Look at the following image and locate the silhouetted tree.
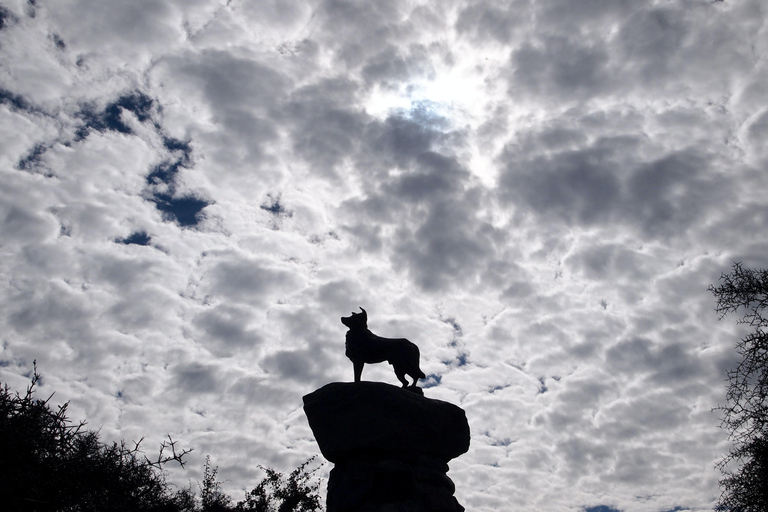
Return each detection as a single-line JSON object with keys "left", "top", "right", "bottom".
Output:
{"left": 710, "top": 262, "right": 768, "bottom": 512}
{"left": 0, "top": 363, "right": 323, "bottom": 512}
{"left": 200, "top": 456, "right": 233, "bottom": 512}
{"left": 234, "top": 457, "right": 323, "bottom": 512}
{"left": 0, "top": 362, "right": 190, "bottom": 512}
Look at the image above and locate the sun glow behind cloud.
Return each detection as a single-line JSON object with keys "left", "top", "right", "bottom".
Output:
{"left": 364, "top": 56, "right": 486, "bottom": 124}
{"left": 363, "top": 60, "right": 503, "bottom": 185}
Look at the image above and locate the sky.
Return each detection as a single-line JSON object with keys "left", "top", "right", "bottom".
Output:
{"left": 0, "top": 0, "right": 767, "bottom": 511}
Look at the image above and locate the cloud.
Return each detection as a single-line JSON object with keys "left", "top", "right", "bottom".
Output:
{"left": 262, "top": 347, "right": 331, "bottom": 385}
{"left": 0, "top": 1, "right": 765, "bottom": 511}
{"left": 499, "top": 142, "right": 622, "bottom": 226}
{"left": 313, "top": 0, "right": 410, "bottom": 69}
{"left": 198, "top": 251, "right": 306, "bottom": 306}
{"left": 339, "top": 111, "right": 504, "bottom": 292}
{"left": 188, "top": 304, "right": 264, "bottom": 357}
{"left": 511, "top": 37, "right": 613, "bottom": 102}
{"left": 605, "top": 337, "right": 704, "bottom": 387}
{"left": 173, "top": 361, "right": 224, "bottom": 395}
{"left": 283, "top": 76, "right": 368, "bottom": 177}
{"left": 498, "top": 108, "right": 736, "bottom": 246}
{"left": 455, "top": 1, "right": 519, "bottom": 44}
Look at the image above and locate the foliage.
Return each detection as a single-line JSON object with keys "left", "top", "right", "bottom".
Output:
{"left": 0, "top": 363, "right": 324, "bottom": 512}
{"left": 200, "top": 456, "right": 232, "bottom": 512}
{"left": 0, "top": 362, "right": 191, "bottom": 511}
{"left": 234, "top": 457, "right": 323, "bottom": 512}
{"left": 710, "top": 262, "right": 768, "bottom": 512}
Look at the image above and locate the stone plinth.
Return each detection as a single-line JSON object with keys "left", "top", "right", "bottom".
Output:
{"left": 303, "top": 382, "right": 470, "bottom": 512}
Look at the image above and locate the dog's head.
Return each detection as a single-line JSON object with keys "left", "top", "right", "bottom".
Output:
{"left": 341, "top": 307, "right": 368, "bottom": 330}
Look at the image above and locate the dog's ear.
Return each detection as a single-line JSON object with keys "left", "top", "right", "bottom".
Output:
{"left": 359, "top": 307, "right": 367, "bottom": 320}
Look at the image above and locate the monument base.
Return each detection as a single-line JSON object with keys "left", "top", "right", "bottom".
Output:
{"left": 327, "top": 452, "right": 463, "bottom": 512}
{"left": 303, "top": 382, "right": 469, "bottom": 512}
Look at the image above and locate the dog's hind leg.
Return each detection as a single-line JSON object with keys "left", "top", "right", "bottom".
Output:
{"left": 406, "top": 371, "right": 420, "bottom": 387}
{"left": 394, "top": 368, "right": 409, "bottom": 388}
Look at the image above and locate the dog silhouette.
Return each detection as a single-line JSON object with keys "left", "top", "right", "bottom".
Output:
{"left": 341, "top": 307, "right": 425, "bottom": 388}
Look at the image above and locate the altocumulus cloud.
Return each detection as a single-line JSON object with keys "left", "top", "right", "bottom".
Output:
{"left": 1, "top": 1, "right": 767, "bottom": 511}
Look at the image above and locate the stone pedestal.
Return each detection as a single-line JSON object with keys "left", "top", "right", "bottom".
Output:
{"left": 303, "top": 382, "right": 470, "bottom": 512}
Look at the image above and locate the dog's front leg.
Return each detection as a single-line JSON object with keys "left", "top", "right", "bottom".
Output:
{"left": 353, "top": 361, "right": 364, "bottom": 383}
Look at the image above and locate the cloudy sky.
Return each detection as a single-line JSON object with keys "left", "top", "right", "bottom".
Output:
{"left": 1, "top": 0, "right": 767, "bottom": 510}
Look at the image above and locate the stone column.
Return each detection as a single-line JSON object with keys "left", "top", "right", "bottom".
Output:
{"left": 303, "top": 382, "right": 470, "bottom": 512}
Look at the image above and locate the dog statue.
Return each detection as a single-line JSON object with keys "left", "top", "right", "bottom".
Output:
{"left": 341, "top": 307, "right": 426, "bottom": 388}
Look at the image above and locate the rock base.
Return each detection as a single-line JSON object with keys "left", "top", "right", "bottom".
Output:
{"left": 327, "top": 452, "right": 464, "bottom": 512}
{"left": 303, "top": 382, "right": 469, "bottom": 512}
